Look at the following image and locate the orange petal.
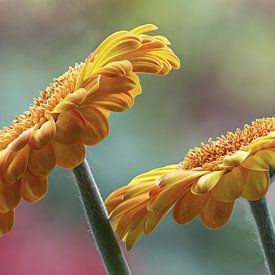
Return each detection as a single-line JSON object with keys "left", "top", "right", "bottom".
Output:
{"left": 55, "top": 109, "right": 86, "bottom": 144}
{"left": 21, "top": 171, "right": 48, "bottom": 203}
{"left": 242, "top": 170, "right": 269, "bottom": 201}
{"left": 0, "top": 210, "right": 15, "bottom": 236}
{"left": 95, "top": 60, "right": 133, "bottom": 77}
{"left": 7, "top": 128, "right": 33, "bottom": 152}
{"left": 52, "top": 141, "right": 86, "bottom": 169}
{"left": 29, "top": 118, "right": 56, "bottom": 149}
{"left": 0, "top": 180, "right": 21, "bottom": 212}
{"left": 213, "top": 167, "right": 248, "bottom": 202}
{"left": 220, "top": 150, "right": 250, "bottom": 169}
{"left": 241, "top": 149, "right": 275, "bottom": 171}
{"left": 105, "top": 186, "right": 129, "bottom": 213}
{"left": 191, "top": 170, "right": 225, "bottom": 195}
{"left": 173, "top": 190, "right": 209, "bottom": 224}
{"left": 144, "top": 206, "right": 171, "bottom": 235}
{"left": 79, "top": 107, "right": 110, "bottom": 145}
{"left": 147, "top": 180, "right": 192, "bottom": 211}
{"left": 28, "top": 144, "right": 56, "bottom": 177}
{"left": 4, "top": 145, "right": 30, "bottom": 183}
{"left": 53, "top": 88, "right": 88, "bottom": 113}
{"left": 200, "top": 196, "right": 235, "bottom": 229}
{"left": 125, "top": 221, "right": 144, "bottom": 251}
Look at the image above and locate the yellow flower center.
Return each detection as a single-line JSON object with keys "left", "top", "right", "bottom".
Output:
{"left": 181, "top": 118, "right": 275, "bottom": 170}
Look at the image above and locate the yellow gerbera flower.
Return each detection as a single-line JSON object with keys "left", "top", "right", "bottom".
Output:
{"left": 0, "top": 24, "right": 180, "bottom": 236}
{"left": 105, "top": 118, "right": 275, "bottom": 250}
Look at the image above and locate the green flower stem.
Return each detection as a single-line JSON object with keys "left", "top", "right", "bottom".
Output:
{"left": 72, "top": 159, "right": 131, "bottom": 275}
{"left": 249, "top": 197, "right": 275, "bottom": 274}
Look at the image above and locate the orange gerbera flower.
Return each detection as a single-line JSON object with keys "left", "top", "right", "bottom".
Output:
{"left": 0, "top": 24, "right": 180, "bottom": 236}
{"left": 105, "top": 118, "right": 275, "bottom": 250}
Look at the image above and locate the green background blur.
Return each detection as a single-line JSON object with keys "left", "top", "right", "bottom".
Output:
{"left": 1, "top": 0, "right": 275, "bottom": 274}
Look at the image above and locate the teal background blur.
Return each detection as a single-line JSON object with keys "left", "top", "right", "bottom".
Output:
{"left": 1, "top": 0, "right": 275, "bottom": 274}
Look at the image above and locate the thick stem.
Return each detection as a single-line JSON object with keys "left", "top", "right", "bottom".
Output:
{"left": 72, "top": 160, "right": 131, "bottom": 275}
{"left": 249, "top": 197, "right": 275, "bottom": 274}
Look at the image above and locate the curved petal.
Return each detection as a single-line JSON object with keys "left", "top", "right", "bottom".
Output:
{"left": 220, "top": 150, "right": 250, "bottom": 168}
{"left": 0, "top": 210, "right": 14, "bottom": 237}
{"left": 21, "top": 171, "right": 48, "bottom": 203}
{"left": 29, "top": 118, "right": 56, "bottom": 149}
{"left": 173, "top": 190, "right": 209, "bottom": 224}
{"left": 213, "top": 167, "right": 248, "bottom": 202}
{"left": 79, "top": 106, "right": 110, "bottom": 145}
{"left": 200, "top": 196, "right": 235, "bottom": 229}
{"left": 241, "top": 149, "right": 275, "bottom": 171}
{"left": 0, "top": 180, "right": 21, "bottom": 212}
{"left": 52, "top": 141, "right": 86, "bottom": 169}
{"left": 55, "top": 109, "right": 86, "bottom": 144}
{"left": 191, "top": 170, "right": 225, "bottom": 195}
{"left": 4, "top": 145, "right": 30, "bottom": 183}
{"left": 28, "top": 144, "right": 56, "bottom": 177}
{"left": 242, "top": 170, "right": 269, "bottom": 201}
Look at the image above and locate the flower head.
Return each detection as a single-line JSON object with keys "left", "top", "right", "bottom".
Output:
{"left": 105, "top": 118, "right": 275, "bottom": 250}
{"left": 0, "top": 24, "right": 180, "bottom": 236}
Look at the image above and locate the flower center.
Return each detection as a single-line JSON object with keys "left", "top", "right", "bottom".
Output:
{"left": 180, "top": 118, "right": 275, "bottom": 170}
{"left": 0, "top": 63, "right": 84, "bottom": 148}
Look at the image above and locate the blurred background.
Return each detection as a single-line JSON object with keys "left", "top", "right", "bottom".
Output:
{"left": 0, "top": 0, "right": 275, "bottom": 274}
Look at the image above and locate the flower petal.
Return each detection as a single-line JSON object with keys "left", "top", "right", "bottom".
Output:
{"left": 173, "top": 190, "right": 209, "bottom": 224}
{"left": 241, "top": 149, "right": 275, "bottom": 171}
{"left": 28, "top": 144, "right": 56, "bottom": 177}
{"left": 29, "top": 118, "right": 56, "bottom": 149}
{"left": 191, "top": 170, "right": 225, "bottom": 195}
{"left": 4, "top": 145, "right": 30, "bottom": 183}
{"left": 55, "top": 109, "right": 86, "bottom": 144}
{"left": 52, "top": 141, "right": 86, "bottom": 169}
{"left": 79, "top": 107, "right": 110, "bottom": 145}
{"left": 213, "top": 167, "right": 248, "bottom": 202}
{"left": 21, "top": 171, "right": 48, "bottom": 203}
{"left": 0, "top": 210, "right": 14, "bottom": 236}
{"left": 0, "top": 180, "right": 21, "bottom": 212}
{"left": 242, "top": 170, "right": 269, "bottom": 201}
{"left": 220, "top": 150, "right": 250, "bottom": 168}
{"left": 200, "top": 196, "right": 235, "bottom": 229}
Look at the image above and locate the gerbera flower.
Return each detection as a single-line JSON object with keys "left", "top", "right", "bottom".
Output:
{"left": 105, "top": 118, "right": 275, "bottom": 250}
{"left": 0, "top": 24, "right": 180, "bottom": 236}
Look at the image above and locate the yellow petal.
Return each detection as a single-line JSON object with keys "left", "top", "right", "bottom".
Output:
{"left": 29, "top": 118, "right": 56, "bottom": 149}
{"left": 220, "top": 150, "right": 250, "bottom": 168}
{"left": 173, "top": 190, "right": 209, "bottom": 224}
{"left": 129, "top": 165, "right": 178, "bottom": 185}
{"left": 28, "top": 144, "right": 56, "bottom": 177}
{"left": 4, "top": 145, "right": 30, "bottom": 183}
{"left": 130, "top": 24, "right": 158, "bottom": 35}
{"left": 53, "top": 89, "right": 88, "bottom": 113}
{"left": 158, "top": 170, "right": 209, "bottom": 188}
{"left": 52, "top": 141, "right": 86, "bottom": 169}
{"left": 21, "top": 171, "right": 48, "bottom": 203}
{"left": 95, "top": 60, "right": 133, "bottom": 77}
{"left": 0, "top": 180, "right": 21, "bottom": 212}
{"left": 7, "top": 128, "right": 33, "bottom": 152}
{"left": 55, "top": 109, "right": 86, "bottom": 144}
{"left": 78, "top": 106, "right": 110, "bottom": 145}
{"left": 242, "top": 170, "right": 269, "bottom": 201}
{"left": 125, "top": 221, "right": 145, "bottom": 251}
{"left": 241, "top": 149, "right": 275, "bottom": 171}
{"left": 147, "top": 180, "right": 192, "bottom": 211}
{"left": 110, "top": 193, "right": 149, "bottom": 219}
{"left": 144, "top": 206, "right": 170, "bottom": 235}
{"left": 213, "top": 167, "right": 248, "bottom": 202}
{"left": 191, "top": 170, "right": 225, "bottom": 195}
{"left": 105, "top": 186, "right": 129, "bottom": 213}
{"left": 200, "top": 196, "right": 235, "bottom": 229}
{"left": 0, "top": 210, "right": 14, "bottom": 237}
{"left": 124, "top": 181, "right": 157, "bottom": 200}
